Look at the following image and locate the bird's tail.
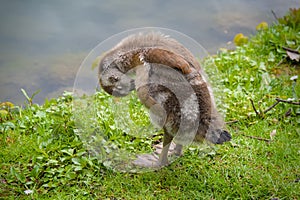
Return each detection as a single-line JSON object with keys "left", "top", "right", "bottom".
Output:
{"left": 205, "top": 129, "right": 231, "bottom": 144}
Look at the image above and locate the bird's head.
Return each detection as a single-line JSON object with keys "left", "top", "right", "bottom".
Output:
{"left": 98, "top": 58, "right": 135, "bottom": 97}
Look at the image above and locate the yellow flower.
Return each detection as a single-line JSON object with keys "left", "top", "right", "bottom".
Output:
{"left": 256, "top": 21, "right": 268, "bottom": 30}
{"left": 233, "top": 33, "right": 248, "bottom": 46}
{"left": 0, "top": 101, "right": 14, "bottom": 108}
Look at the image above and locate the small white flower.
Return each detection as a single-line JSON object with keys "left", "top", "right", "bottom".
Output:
{"left": 287, "top": 98, "right": 295, "bottom": 101}
{"left": 290, "top": 75, "right": 298, "bottom": 81}
{"left": 24, "top": 189, "right": 33, "bottom": 195}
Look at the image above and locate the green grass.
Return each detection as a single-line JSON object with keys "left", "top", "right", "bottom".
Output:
{"left": 1, "top": 8, "right": 300, "bottom": 199}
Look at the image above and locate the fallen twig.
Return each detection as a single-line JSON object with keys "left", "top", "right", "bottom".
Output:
{"left": 282, "top": 46, "right": 300, "bottom": 54}
{"left": 250, "top": 98, "right": 260, "bottom": 116}
{"left": 263, "top": 101, "right": 280, "bottom": 114}
{"left": 227, "top": 97, "right": 299, "bottom": 126}
{"left": 249, "top": 97, "right": 299, "bottom": 116}
{"left": 275, "top": 98, "right": 300, "bottom": 105}
{"left": 242, "top": 134, "right": 271, "bottom": 143}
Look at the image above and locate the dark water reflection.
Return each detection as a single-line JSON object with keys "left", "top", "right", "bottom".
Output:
{"left": 0, "top": 0, "right": 298, "bottom": 104}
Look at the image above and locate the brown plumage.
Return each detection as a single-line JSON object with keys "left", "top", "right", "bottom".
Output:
{"left": 98, "top": 32, "right": 231, "bottom": 167}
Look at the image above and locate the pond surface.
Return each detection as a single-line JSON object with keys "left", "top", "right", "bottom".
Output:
{"left": 0, "top": 0, "right": 298, "bottom": 104}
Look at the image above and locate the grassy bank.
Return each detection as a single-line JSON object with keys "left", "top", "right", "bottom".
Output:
{"left": 1, "top": 8, "right": 299, "bottom": 199}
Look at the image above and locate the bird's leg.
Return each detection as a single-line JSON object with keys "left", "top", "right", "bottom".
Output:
{"left": 132, "top": 132, "right": 175, "bottom": 168}
{"left": 158, "top": 132, "right": 173, "bottom": 166}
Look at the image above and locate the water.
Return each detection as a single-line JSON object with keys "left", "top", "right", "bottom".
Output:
{"left": 0, "top": 0, "right": 298, "bottom": 104}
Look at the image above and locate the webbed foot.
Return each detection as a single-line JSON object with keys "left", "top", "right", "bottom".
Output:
{"left": 132, "top": 142, "right": 183, "bottom": 168}
{"left": 133, "top": 153, "right": 163, "bottom": 168}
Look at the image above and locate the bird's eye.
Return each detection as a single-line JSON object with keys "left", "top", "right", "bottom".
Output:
{"left": 109, "top": 76, "right": 120, "bottom": 83}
